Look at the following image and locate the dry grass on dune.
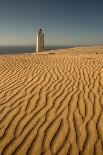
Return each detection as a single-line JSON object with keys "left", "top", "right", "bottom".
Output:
{"left": 0, "top": 48, "right": 103, "bottom": 155}
{"left": 54, "top": 46, "right": 103, "bottom": 55}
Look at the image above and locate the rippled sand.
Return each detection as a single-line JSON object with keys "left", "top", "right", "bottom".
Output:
{"left": 0, "top": 47, "right": 103, "bottom": 155}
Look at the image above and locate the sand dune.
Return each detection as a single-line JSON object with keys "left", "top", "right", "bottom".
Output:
{"left": 0, "top": 47, "right": 103, "bottom": 155}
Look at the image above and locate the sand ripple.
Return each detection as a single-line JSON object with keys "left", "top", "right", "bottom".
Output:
{"left": 0, "top": 52, "right": 103, "bottom": 155}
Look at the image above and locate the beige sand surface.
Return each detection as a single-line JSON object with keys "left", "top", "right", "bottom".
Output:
{"left": 0, "top": 47, "right": 103, "bottom": 155}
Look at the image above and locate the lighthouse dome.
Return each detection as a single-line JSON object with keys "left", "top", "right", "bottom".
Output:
{"left": 38, "top": 28, "right": 42, "bottom": 34}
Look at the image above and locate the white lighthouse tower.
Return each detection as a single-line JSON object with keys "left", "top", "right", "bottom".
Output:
{"left": 36, "top": 28, "right": 44, "bottom": 52}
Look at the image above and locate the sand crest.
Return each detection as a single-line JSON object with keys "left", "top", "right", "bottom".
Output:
{"left": 0, "top": 47, "right": 103, "bottom": 155}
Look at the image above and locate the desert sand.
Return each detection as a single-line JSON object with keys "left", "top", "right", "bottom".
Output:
{"left": 0, "top": 47, "right": 103, "bottom": 155}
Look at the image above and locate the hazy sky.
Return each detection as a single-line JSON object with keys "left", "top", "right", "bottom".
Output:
{"left": 0, "top": 0, "right": 103, "bottom": 46}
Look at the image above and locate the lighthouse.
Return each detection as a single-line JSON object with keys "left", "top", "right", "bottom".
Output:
{"left": 36, "top": 28, "right": 44, "bottom": 52}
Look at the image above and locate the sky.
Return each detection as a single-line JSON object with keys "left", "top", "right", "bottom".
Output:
{"left": 0, "top": 0, "right": 103, "bottom": 46}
